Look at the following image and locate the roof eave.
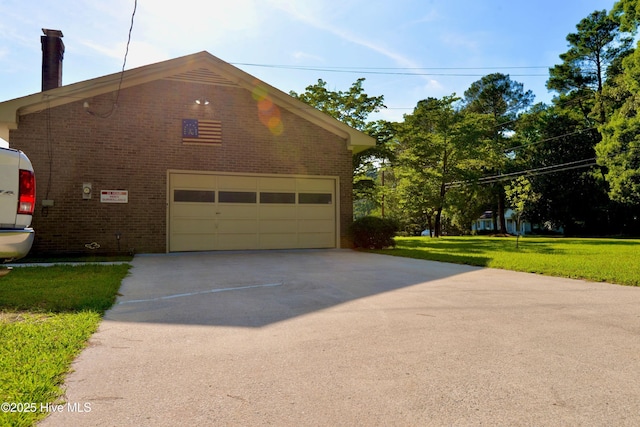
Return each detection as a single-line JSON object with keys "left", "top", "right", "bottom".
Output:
{"left": 0, "top": 51, "right": 376, "bottom": 151}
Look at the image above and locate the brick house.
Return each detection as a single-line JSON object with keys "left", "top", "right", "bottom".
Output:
{"left": 0, "top": 32, "right": 373, "bottom": 255}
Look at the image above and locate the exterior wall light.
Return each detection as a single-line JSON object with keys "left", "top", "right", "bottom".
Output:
{"left": 195, "top": 99, "right": 210, "bottom": 105}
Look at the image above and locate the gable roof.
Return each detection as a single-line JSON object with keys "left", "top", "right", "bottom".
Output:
{"left": 0, "top": 51, "right": 375, "bottom": 152}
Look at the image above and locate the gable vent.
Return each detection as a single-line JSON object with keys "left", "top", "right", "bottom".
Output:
{"left": 164, "top": 68, "right": 238, "bottom": 86}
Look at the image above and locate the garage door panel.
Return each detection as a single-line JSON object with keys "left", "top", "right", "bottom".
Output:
{"left": 172, "top": 219, "right": 217, "bottom": 234}
{"left": 171, "top": 204, "right": 217, "bottom": 218}
{"left": 171, "top": 233, "right": 216, "bottom": 252}
{"left": 259, "top": 177, "right": 296, "bottom": 191}
{"left": 299, "top": 232, "right": 334, "bottom": 248}
{"left": 259, "top": 219, "right": 297, "bottom": 233}
{"left": 171, "top": 174, "right": 217, "bottom": 189}
{"left": 218, "top": 175, "right": 257, "bottom": 190}
{"left": 218, "top": 220, "right": 259, "bottom": 233}
{"left": 299, "top": 219, "right": 334, "bottom": 233}
{"left": 298, "top": 206, "right": 334, "bottom": 220}
{"left": 169, "top": 173, "right": 336, "bottom": 251}
{"left": 297, "top": 178, "right": 334, "bottom": 192}
{"left": 259, "top": 234, "right": 298, "bottom": 249}
{"left": 259, "top": 205, "right": 297, "bottom": 219}
{"left": 217, "top": 234, "right": 258, "bottom": 250}
{"left": 218, "top": 206, "right": 257, "bottom": 219}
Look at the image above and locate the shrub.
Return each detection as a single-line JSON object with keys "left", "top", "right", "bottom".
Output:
{"left": 349, "top": 216, "right": 398, "bottom": 249}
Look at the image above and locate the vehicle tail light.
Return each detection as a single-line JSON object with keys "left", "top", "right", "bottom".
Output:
{"left": 18, "top": 169, "right": 36, "bottom": 215}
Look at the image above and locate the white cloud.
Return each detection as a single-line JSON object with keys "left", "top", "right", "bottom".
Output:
{"left": 423, "top": 79, "right": 444, "bottom": 92}
{"left": 79, "top": 40, "right": 126, "bottom": 61}
{"left": 74, "top": 0, "right": 270, "bottom": 69}
{"left": 268, "top": 0, "right": 422, "bottom": 69}
{"left": 135, "top": 0, "right": 265, "bottom": 51}
{"left": 81, "top": 39, "right": 171, "bottom": 70}
{"left": 373, "top": 108, "right": 407, "bottom": 123}
{"left": 292, "top": 51, "right": 324, "bottom": 63}
{"left": 405, "top": 10, "right": 440, "bottom": 27}
{"left": 440, "top": 32, "right": 482, "bottom": 53}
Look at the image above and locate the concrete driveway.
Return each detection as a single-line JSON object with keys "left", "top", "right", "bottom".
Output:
{"left": 41, "top": 250, "right": 640, "bottom": 426}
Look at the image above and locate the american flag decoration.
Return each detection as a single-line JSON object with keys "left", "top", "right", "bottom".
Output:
{"left": 182, "top": 119, "right": 222, "bottom": 145}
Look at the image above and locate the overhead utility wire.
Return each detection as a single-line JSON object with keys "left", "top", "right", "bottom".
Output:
{"left": 232, "top": 63, "right": 551, "bottom": 70}
{"left": 86, "top": 0, "right": 137, "bottom": 118}
{"left": 114, "top": 0, "right": 137, "bottom": 107}
{"left": 230, "top": 62, "right": 548, "bottom": 77}
{"left": 505, "top": 127, "right": 597, "bottom": 153}
{"left": 446, "top": 157, "right": 598, "bottom": 188}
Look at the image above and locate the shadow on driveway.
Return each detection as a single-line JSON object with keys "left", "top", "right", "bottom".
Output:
{"left": 42, "top": 249, "right": 640, "bottom": 426}
{"left": 108, "top": 249, "right": 476, "bottom": 327}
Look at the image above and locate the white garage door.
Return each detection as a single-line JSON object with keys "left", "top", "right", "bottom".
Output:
{"left": 168, "top": 172, "right": 338, "bottom": 251}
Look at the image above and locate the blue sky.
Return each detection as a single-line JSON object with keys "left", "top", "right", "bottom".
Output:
{"left": 0, "top": 0, "right": 618, "bottom": 122}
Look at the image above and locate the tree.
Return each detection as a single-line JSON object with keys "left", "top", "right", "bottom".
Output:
{"left": 596, "top": 69, "right": 640, "bottom": 205}
{"left": 505, "top": 176, "right": 540, "bottom": 247}
{"left": 290, "top": 78, "right": 385, "bottom": 131}
{"left": 548, "top": 9, "right": 632, "bottom": 123}
{"left": 391, "top": 165, "right": 440, "bottom": 235}
{"left": 513, "top": 104, "right": 610, "bottom": 234}
{"left": 353, "top": 119, "right": 396, "bottom": 213}
{"left": 445, "top": 184, "right": 487, "bottom": 235}
{"left": 611, "top": 0, "right": 640, "bottom": 35}
{"left": 463, "top": 73, "right": 534, "bottom": 234}
{"left": 597, "top": 112, "right": 640, "bottom": 205}
{"left": 594, "top": 1, "right": 640, "bottom": 207}
{"left": 396, "top": 96, "right": 492, "bottom": 237}
{"left": 290, "top": 78, "right": 389, "bottom": 215}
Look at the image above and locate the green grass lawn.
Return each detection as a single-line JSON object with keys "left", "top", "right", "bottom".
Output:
{"left": 372, "top": 236, "right": 640, "bottom": 286}
{"left": 0, "top": 264, "right": 130, "bottom": 426}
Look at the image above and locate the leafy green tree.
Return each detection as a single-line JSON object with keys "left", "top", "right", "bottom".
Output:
{"left": 594, "top": 1, "right": 640, "bottom": 207}
{"left": 548, "top": 9, "right": 632, "bottom": 123}
{"left": 464, "top": 73, "right": 534, "bottom": 126}
{"left": 611, "top": 0, "right": 640, "bottom": 34}
{"left": 463, "top": 73, "right": 535, "bottom": 234}
{"left": 596, "top": 55, "right": 640, "bottom": 206}
{"left": 353, "top": 119, "right": 396, "bottom": 211}
{"left": 390, "top": 165, "right": 440, "bottom": 235}
{"left": 595, "top": 1, "right": 640, "bottom": 204}
{"left": 513, "top": 104, "right": 612, "bottom": 234}
{"left": 505, "top": 176, "right": 540, "bottom": 247}
{"left": 290, "top": 78, "right": 389, "bottom": 216}
{"left": 597, "top": 110, "right": 640, "bottom": 205}
{"left": 290, "top": 78, "right": 385, "bottom": 131}
{"left": 395, "top": 96, "right": 492, "bottom": 237}
{"left": 445, "top": 184, "right": 487, "bottom": 235}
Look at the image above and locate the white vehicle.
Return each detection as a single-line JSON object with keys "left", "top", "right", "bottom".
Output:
{"left": 0, "top": 147, "right": 35, "bottom": 263}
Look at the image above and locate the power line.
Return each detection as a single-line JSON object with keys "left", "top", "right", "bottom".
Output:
{"left": 446, "top": 157, "right": 598, "bottom": 188}
{"left": 505, "top": 127, "right": 598, "bottom": 153}
{"left": 232, "top": 63, "right": 551, "bottom": 70}
{"left": 230, "top": 62, "right": 549, "bottom": 77}
{"left": 86, "top": 0, "right": 137, "bottom": 118}
{"left": 114, "top": 0, "right": 137, "bottom": 108}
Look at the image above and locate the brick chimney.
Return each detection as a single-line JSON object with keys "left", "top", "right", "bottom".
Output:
{"left": 41, "top": 29, "right": 65, "bottom": 91}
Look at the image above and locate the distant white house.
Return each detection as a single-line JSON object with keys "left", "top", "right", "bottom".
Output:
{"left": 472, "top": 209, "right": 532, "bottom": 235}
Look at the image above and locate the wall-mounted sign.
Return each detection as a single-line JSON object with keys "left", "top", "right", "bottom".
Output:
{"left": 100, "top": 190, "right": 128, "bottom": 203}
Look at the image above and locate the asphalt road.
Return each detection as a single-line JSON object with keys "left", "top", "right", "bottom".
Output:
{"left": 40, "top": 250, "right": 640, "bottom": 426}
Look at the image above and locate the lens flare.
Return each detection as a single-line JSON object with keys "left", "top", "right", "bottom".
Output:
{"left": 253, "top": 83, "right": 284, "bottom": 136}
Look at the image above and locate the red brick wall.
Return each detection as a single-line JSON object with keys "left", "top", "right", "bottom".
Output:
{"left": 9, "top": 80, "right": 354, "bottom": 254}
